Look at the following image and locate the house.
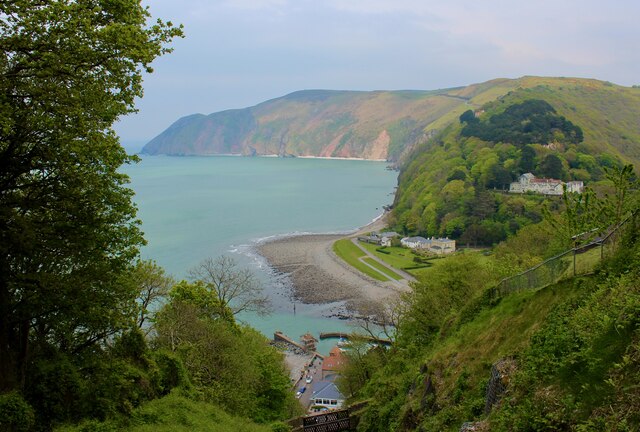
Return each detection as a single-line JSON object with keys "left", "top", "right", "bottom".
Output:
{"left": 357, "top": 235, "right": 381, "bottom": 245}
{"left": 428, "top": 237, "right": 456, "bottom": 255}
{"left": 310, "top": 380, "right": 345, "bottom": 410}
{"left": 321, "top": 346, "right": 347, "bottom": 380}
{"left": 566, "top": 180, "right": 584, "bottom": 193}
{"left": 509, "top": 173, "right": 584, "bottom": 195}
{"left": 378, "top": 231, "right": 400, "bottom": 247}
{"left": 400, "top": 236, "right": 430, "bottom": 249}
{"left": 378, "top": 231, "right": 399, "bottom": 239}
{"left": 401, "top": 236, "right": 456, "bottom": 254}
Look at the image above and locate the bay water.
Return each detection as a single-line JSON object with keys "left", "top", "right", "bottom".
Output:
{"left": 123, "top": 155, "right": 397, "bottom": 354}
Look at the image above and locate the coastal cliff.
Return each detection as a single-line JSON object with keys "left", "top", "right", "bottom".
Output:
{"left": 142, "top": 77, "right": 640, "bottom": 163}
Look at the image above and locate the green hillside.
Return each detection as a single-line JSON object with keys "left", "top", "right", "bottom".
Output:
{"left": 340, "top": 188, "right": 640, "bottom": 431}
{"left": 390, "top": 78, "right": 640, "bottom": 246}
{"left": 142, "top": 78, "right": 640, "bottom": 164}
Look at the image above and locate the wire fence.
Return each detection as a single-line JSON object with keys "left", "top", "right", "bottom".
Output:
{"left": 491, "top": 212, "right": 637, "bottom": 298}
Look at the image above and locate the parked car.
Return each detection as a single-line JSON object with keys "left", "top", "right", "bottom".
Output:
{"left": 296, "top": 386, "right": 306, "bottom": 398}
{"left": 306, "top": 376, "right": 313, "bottom": 384}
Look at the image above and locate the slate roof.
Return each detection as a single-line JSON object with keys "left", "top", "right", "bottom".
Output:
{"left": 312, "top": 381, "right": 344, "bottom": 400}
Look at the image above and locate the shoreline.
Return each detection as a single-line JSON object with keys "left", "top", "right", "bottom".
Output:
{"left": 256, "top": 212, "right": 408, "bottom": 315}
{"left": 138, "top": 153, "right": 390, "bottom": 162}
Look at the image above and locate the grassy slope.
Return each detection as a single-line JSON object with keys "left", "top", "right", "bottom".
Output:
{"left": 357, "top": 276, "right": 596, "bottom": 431}
{"left": 142, "top": 78, "right": 639, "bottom": 164}
{"left": 425, "top": 77, "right": 640, "bottom": 167}
{"left": 56, "top": 391, "right": 275, "bottom": 432}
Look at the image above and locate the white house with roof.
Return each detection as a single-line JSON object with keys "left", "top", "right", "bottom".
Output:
{"left": 401, "top": 236, "right": 456, "bottom": 254}
{"left": 379, "top": 231, "right": 399, "bottom": 247}
{"left": 509, "top": 173, "right": 583, "bottom": 195}
{"left": 401, "top": 236, "right": 430, "bottom": 249}
{"left": 310, "top": 380, "right": 345, "bottom": 410}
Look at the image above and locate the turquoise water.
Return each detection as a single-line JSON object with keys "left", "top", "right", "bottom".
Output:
{"left": 123, "top": 155, "right": 397, "bottom": 354}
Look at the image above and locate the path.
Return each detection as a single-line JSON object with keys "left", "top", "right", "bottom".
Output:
{"left": 350, "top": 238, "right": 417, "bottom": 286}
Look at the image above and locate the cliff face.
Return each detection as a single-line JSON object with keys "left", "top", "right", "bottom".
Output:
{"left": 141, "top": 78, "right": 640, "bottom": 163}
{"left": 141, "top": 89, "right": 467, "bottom": 161}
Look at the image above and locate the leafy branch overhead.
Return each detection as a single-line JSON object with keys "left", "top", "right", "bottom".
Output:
{"left": 0, "top": 0, "right": 182, "bottom": 396}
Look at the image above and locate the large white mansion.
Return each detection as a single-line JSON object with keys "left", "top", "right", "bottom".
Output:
{"left": 509, "top": 173, "right": 583, "bottom": 195}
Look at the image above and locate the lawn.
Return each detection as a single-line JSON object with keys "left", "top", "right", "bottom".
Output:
{"left": 359, "top": 243, "right": 433, "bottom": 277}
{"left": 333, "top": 239, "right": 390, "bottom": 282}
{"left": 362, "top": 257, "right": 404, "bottom": 280}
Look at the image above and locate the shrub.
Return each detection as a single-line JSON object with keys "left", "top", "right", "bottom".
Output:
{"left": 0, "top": 392, "right": 35, "bottom": 432}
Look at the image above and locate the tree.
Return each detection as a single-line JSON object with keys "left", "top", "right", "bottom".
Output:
{"left": 519, "top": 145, "right": 537, "bottom": 172}
{"left": 154, "top": 287, "right": 293, "bottom": 421}
{"left": 188, "top": 256, "right": 271, "bottom": 318}
{"left": 132, "top": 260, "right": 175, "bottom": 332}
{"left": 0, "top": 1, "right": 182, "bottom": 392}
{"left": 538, "top": 153, "right": 565, "bottom": 179}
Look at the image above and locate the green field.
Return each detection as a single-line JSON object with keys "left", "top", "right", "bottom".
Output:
{"left": 362, "top": 257, "right": 404, "bottom": 280}
{"left": 358, "top": 243, "right": 434, "bottom": 278}
{"left": 332, "top": 239, "right": 391, "bottom": 282}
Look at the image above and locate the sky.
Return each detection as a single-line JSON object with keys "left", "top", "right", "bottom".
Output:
{"left": 115, "top": 0, "right": 640, "bottom": 148}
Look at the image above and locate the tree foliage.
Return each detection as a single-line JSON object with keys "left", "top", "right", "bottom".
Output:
{"left": 154, "top": 281, "right": 295, "bottom": 423}
{"left": 0, "top": 0, "right": 182, "bottom": 399}
{"left": 461, "top": 99, "right": 583, "bottom": 146}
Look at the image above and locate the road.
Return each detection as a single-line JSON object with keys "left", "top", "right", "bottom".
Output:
{"left": 295, "top": 356, "right": 323, "bottom": 410}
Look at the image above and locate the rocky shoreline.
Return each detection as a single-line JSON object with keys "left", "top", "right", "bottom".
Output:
{"left": 256, "top": 214, "right": 406, "bottom": 316}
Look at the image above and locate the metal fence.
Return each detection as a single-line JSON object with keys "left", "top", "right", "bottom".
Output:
{"left": 491, "top": 212, "right": 636, "bottom": 298}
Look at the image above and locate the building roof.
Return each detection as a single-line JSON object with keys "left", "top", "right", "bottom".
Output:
{"left": 531, "top": 178, "right": 562, "bottom": 184}
{"left": 322, "top": 346, "right": 347, "bottom": 372}
{"left": 402, "top": 236, "right": 429, "bottom": 243}
{"left": 379, "top": 231, "right": 399, "bottom": 238}
{"left": 312, "top": 381, "right": 344, "bottom": 401}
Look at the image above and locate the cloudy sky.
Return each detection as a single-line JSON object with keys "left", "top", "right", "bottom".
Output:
{"left": 115, "top": 0, "right": 640, "bottom": 147}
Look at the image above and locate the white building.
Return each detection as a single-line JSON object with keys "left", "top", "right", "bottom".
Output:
{"left": 509, "top": 173, "right": 583, "bottom": 195}
{"left": 400, "top": 236, "right": 456, "bottom": 254}
{"left": 310, "top": 381, "right": 345, "bottom": 410}
{"left": 401, "top": 236, "right": 430, "bottom": 249}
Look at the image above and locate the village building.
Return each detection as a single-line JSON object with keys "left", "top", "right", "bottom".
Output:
{"left": 400, "top": 236, "right": 430, "bottom": 249}
{"left": 379, "top": 231, "right": 399, "bottom": 247}
{"left": 509, "top": 173, "right": 584, "bottom": 195}
{"left": 321, "top": 346, "right": 347, "bottom": 380}
{"left": 300, "top": 333, "right": 318, "bottom": 352}
{"left": 357, "top": 231, "right": 400, "bottom": 247}
{"left": 401, "top": 236, "right": 456, "bottom": 254}
{"left": 310, "top": 381, "right": 345, "bottom": 410}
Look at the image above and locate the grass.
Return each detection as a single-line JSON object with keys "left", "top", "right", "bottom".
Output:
{"left": 56, "top": 391, "right": 274, "bottom": 432}
{"left": 362, "top": 257, "right": 404, "bottom": 280}
{"left": 333, "top": 239, "right": 390, "bottom": 282}
{"left": 425, "top": 278, "right": 586, "bottom": 400}
{"left": 358, "top": 242, "right": 449, "bottom": 278}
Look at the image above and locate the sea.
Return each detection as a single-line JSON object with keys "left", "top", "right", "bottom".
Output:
{"left": 122, "top": 155, "right": 397, "bottom": 354}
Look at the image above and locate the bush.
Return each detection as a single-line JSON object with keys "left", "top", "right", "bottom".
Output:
{"left": 270, "top": 421, "right": 292, "bottom": 432}
{"left": 0, "top": 392, "right": 35, "bottom": 432}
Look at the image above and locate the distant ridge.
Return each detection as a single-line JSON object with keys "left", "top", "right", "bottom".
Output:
{"left": 142, "top": 77, "right": 640, "bottom": 163}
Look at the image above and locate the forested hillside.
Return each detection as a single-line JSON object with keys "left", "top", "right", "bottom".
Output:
{"left": 390, "top": 79, "right": 640, "bottom": 246}
{"left": 341, "top": 167, "right": 640, "bottom": 431}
